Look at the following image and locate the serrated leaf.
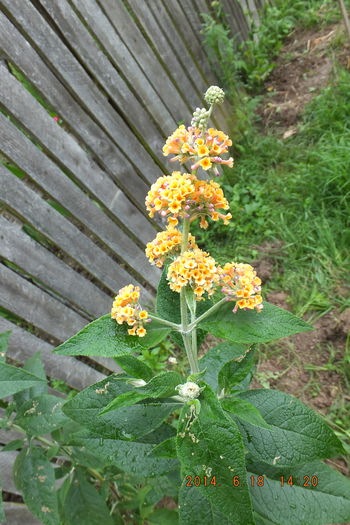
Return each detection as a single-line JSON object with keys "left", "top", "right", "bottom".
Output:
{"left": 61, "top": 468, "right": 113, "bottom": 525}
{"left": 0, "top": 331, "right": 11, "bottom": 362}
{"left": 100, "top": 371, "right": 184, "bottom": 414}
{"left": 63, "top": 376, "right": 176, "bottom": 439}
{"left": 15, "top": 395, "right": 69, "bottom": 436}
{"left": 14, "top": 447, "right": 59, "bottom": 525}
{"left": 114, "top": 354, "right": 153, "bottom": 381}
{"left": 54, "top": 314, "right": 171, "bottom": 357}
{"left": 199, "top": 341, "right": 248, "bottom": 392}
{"left": 219, "top": 347, "right": 255, "bottom": 393}
{"left": 70, "top": 431, "right": 179, "bottom": 477}
{"left": 248, "top": 460, "right": 350, "bottom": 524}
{"left": 221, "top": 398, "right": 272, "bottom": 429}
{"left": 0, "top": 362, "right": 46, "bottom": 399}
{"left": 232, "top": 389, "right": 345, "bottom": 466}
{"left": 199, "top": 302, "right": 312, "bottom": 343}
{"left": 179, "top": 485, "right": 233, "bottom": 525}
{"left": 176, "top": 385, "right": 255, "bottom": 525}
{"left": 14, "top": 352, "right": 48, "bottom": 408}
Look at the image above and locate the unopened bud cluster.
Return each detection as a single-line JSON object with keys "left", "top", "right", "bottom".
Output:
{"left": 204, "top": 85, "right": 225, "bottom": 106}
{"left": 191, "top": 107, "right": 210, "bottom": 130}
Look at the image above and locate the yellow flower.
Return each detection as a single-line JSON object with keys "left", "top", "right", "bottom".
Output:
{"left": 111, "top": 285, "right": 150, "bottom": 336}
{"left": 162, "top": 125, "right": 233, "bottom": 174}
{"left": 145, "top": 171, "right": 232, "bottom": 229}
{"left": 219, "top": 263, "right": 263, "bottom": 312}
{"left": 199, "top": 157, "right": 212, "bottom": 170}
{"left": 167, "top": 249, "right": 219, "bottom": 300}
{"left": 146, "top": 227, "right": 197, "bottom": 268}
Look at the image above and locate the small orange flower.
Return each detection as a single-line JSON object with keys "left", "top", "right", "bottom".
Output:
{"left": 111, "top": 285, "right": 150, "bottom": 336}
{"left": 167, "top": 249, "right": 219, "bottom": 300}
{"left": 162, "top": 125, "right": 233, "bottom": 174}
{"left": 219, "top": 263, "right": 263, "bottom": 312}
{"left": 145, "top": 227, "right": 197, "bottom": 268}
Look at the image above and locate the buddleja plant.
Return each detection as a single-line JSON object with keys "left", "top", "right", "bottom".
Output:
{"left": 1, "top": 88, "right": 350, "bottom": 525}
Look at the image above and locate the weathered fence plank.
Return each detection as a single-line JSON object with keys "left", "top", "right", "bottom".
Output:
{"left": 35, "top": 0, "right": 164, "bottom": 153}
{"left": 0, "top": 114, "right": 159, "bottom": 289}
{"left": 0, "top": 166, "right": 154, "bottom": 303}
{"left": 0, "top": 12, "right": 159, "bottom": 203}
{"left": 0, "top": 263, "right": 120, "bottom": 373}
{"left": 0, "top": 63, "right": 156, "bottom": 246}
{"left": 0, "top": 318, "right": 104, "bottom": 390}
{"left": 0, "top": 451, "right": 19, "bottom": 495}
{"left": 0, "top": 217, "right": 111, "bottom": 319}
{"left": 69, "top": 0, "right": 179, "bottom": 133}
{"left": 0, "top": 1, "right": 164, "bottom": 186}
{"left": 93, "top": 0, "right": 191, "bottom": 121}
{"left": 126, "top": 0, "right": 203, "bottom": 110}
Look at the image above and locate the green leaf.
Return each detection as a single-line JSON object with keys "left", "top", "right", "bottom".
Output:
{"left": 199, "top": 302, "right": 312, "bottom": 343}
{"left": 100, "top": 371, "right": 184, "bottom": 414}
{"left": 63, "top": 375, "right": 176, "bottom": 439}
{"left": 149, "top": 508, "right": 179, "bottom": 525}
{"left": 221, "top": 398, "right": 272, "bottom": 429}
{"left": 179, "top": 485, "right": 232, "bottom": 525}
{"left": 219, "top": 347, "right": 255, "bottom": 393}
{"left": 232, "top": 389, "right": 345, "bottom": 466}
{"left": 176, "top": 385, "right": 255, "bottom": 525}
{"left": 14, "top": 447, "right": 59, "bottom": 525}
{"left": 14, "top": 352, "right": 48, "bottom": 408}
{"left": 54, "top": 314, "right": 171, "bottom": 357}
{"left": 114, "top": 354, "right": 153, "bottom": 381}
{"left": 0, "top": 331, "right": 11, "bottom": 362}
{"left": 151, "top": 437, "right": 177, "bottom": 458}
{"left": 14, "top": 395, "right": 69, "bottom": 436}
{"left": 61, "top": 468, "right": 113, "bottom": 525}
{"left": 156, "top": 265, "right": 211, "bottom": 351}
{"left": 199, "top": 341, "right": 248, "bottom": 392}
{"left": 0, "top": 362, "right": 46, "bottom": 399}
{"left": 248, "top": 460, "right": 350, "bottom": 525}
{"left": 70, "top": 431, "right": 179, "bottom": 477}
{"left": 1, "top": 439, "right": 25, "bottom": 451}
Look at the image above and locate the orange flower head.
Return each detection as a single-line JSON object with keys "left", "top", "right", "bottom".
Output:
{"left": 162, "top": 125, "right": 233, "bottom": 174}
{"left": 167, "top": 248, "right": 219, "bottom": 300}
{"left": 219, "top": 263, "right": 263, "bottom": 312}
{"left": 146, "top": 172, "right": 232, "bottom": 228}
{"left": 111, "top": 284, "right": 150, "bottom": 336}
{"left": 146, "top": 227, "right": 197, "bottom": 268}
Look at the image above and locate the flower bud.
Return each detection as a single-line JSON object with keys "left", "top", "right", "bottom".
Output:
{"left": 175, "top": 381, "right": 201, "bottom": 400}
{"left": 204, "top": 85, "right": 225, "bottom": 105}
{"left": 168, "top": 356, "right": 177, "bottom": 365}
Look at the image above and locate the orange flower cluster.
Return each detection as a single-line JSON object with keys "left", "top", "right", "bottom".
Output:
{"left": 111, "top": 285, "right": 149, "bottom": 337}
{"left": 167, "top": 248, "right": 219, "bottom": 300}
{"left": 145, "top": 227, "right": 197, "bottom": 268}
{"left": 145, "top": 171, "right": 232, "bottom": 229}
{"left": 219, "top": 263, "right": 263, "bottom": 312}
{"left": 162, "top": 125, "right": 233, "bottom": 173}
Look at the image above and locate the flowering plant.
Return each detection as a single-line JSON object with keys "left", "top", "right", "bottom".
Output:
{"left": 1, "top": 87, "right": 350, "bottom": 525}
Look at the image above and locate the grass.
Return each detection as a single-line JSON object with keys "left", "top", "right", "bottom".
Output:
{"left": 195, "top": 67, "right": 350, "bottom": 316}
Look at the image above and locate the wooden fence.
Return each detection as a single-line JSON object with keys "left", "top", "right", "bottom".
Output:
{"left": 0, "top": 0, "right": 263, "bottom": 520}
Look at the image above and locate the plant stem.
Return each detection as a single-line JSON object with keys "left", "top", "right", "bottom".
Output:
{"left": 186, "top": 297, "right": 227, "bottom": 332}
{"left": 148, "top": 314, "right": 180, "bottom": 330}
{"left": 179, "top": 217, "right": 199, "bottom": 373}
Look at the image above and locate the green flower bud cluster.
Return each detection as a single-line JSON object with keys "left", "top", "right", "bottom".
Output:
{"left": 191, "top": 107, "right": 210, "bottom": 130}
{"left": 204, "top": 85, "right": 225, "bottom": 106}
